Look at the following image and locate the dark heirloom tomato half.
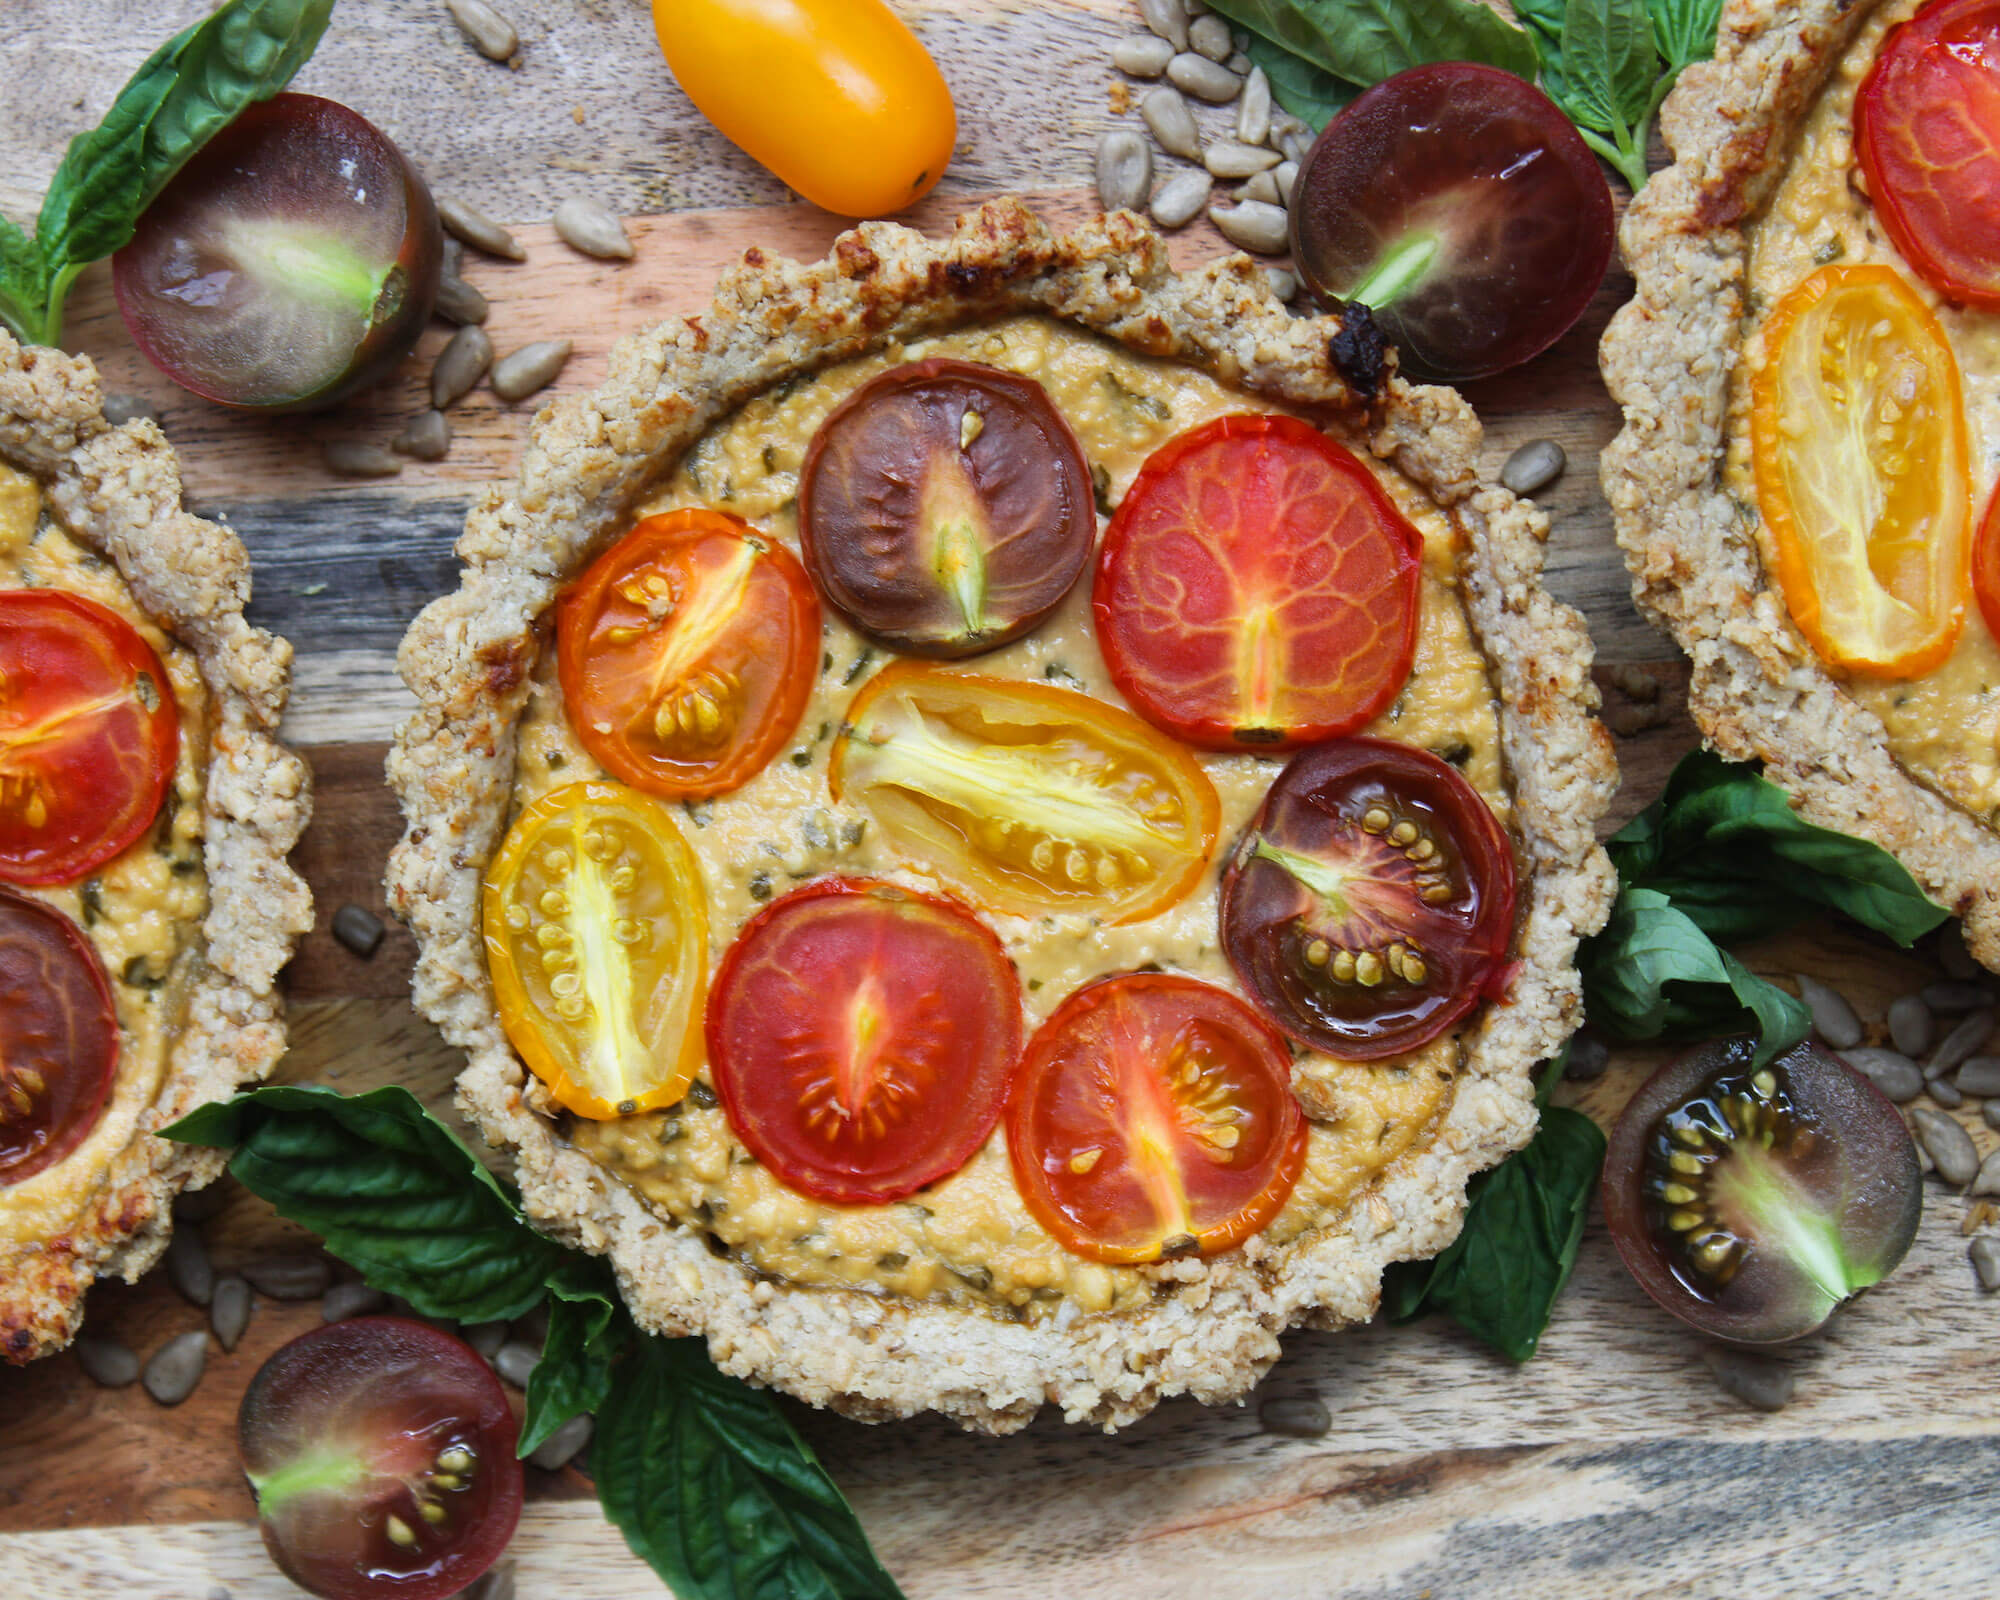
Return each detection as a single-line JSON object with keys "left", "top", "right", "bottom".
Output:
{"left": 1221, "top": 737, "right": 1516, "bottom": 1060}
{"left": 0, "top": 887, "right": 119, "bottom": 1186}
{"left": 1092, "top": 414, "right": 1422, "bottom": 751}
{"left": 1857, "top": 0, "right": 2000, "bottom": 308}
{"left": 706, "top": 878, "right": 1024, "bottom": 1205}
{"left": 1005, "top": 973, "right": 1305, "bottom": 1264}
{"left": 799, "top": 358, "right": 1096, "bottom": 658}
{"left": 557, "top": 509, "right": 819, "bottom": 800}
{"left": 0, "top": 589, "right": 179, "bottom": 886}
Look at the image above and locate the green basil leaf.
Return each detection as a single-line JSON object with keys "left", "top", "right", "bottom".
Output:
{"left": 595, "top": 1335, "right": 907, "bottom": 1600}
{"left": 1242, "top": 33, "right": 1356, "bottom": 131}
{"left": 0, "top": 218, "right": 50, "bottom": 345}
{"left": 1203, "top": 0, "right": 1540, "bottom": 89}
{"left": 1558, "top": 0, "right": 1660, "bottom": 136}
{"left": 1648, "top": 0, "right": 1726, "bottom": 71}
{"left": 521, "top": 1281, "right": 628, "bottom": 1456}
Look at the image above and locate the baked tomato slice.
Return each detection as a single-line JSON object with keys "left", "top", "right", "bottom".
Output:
{"left": 0, "top": 887, "right": 119, "bottom": 1186}
{"left": 1750, "top": 264, "right": 1970, "bottom": 678}
{"left": 1005, "top": 973, "right": 1305, "bottom": 1264}
{"left": 0, "top": 589, "right": 179, "bottom": 885}
{"left": 483, "top": 782, "right": 708, "bottom": 1119}
{"left": 556, "top": 508, "right": 819, "bottom": 800}
{"left": 1857, "top": 0, "right": 2000, "bottom": 308}
{"left": 706, "top": 877, "right": 1023, "bottom": 1206}
{"left": 829, "top": 660, "right": 1221, "bottom": 924}
{"left": 1092, "top": 414, "right": 1422, "bottom": 751}
{"left": 1220, "top": 737, "right": 1516, "bottom": 1060}
{"left": 800, "top": 358, "right": 1096, "bottom": 658}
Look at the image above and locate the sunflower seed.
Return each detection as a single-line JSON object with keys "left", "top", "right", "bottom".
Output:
{"left": 1258, "top": 1395, "right": 1331, "bottom": 1437}
{"left": 1149, "top": 167, "right": 1212, "bottom": 229}
{"left": 553, "top": 196, "right": 633, "bottom": 261}
{"left": 1141, "top": 87, "right": 1202, "bottom": 161}
{"left": 1204, "top": 139, "right": 1279, "bottom": 179}
{"left": 165, "top": 1227, "right": 215, "bottom": 1307}
{"left": 1168, "top": 52, "right": 1242, "bottom": 102}
{"left": 1702, "top": 1346, "right": 1793, "bottom": 1412}
{"left": 1929, "top": 1008, "right": 1995, "bottom": 1077}
{"left": 445, "top": 0, "right": 518, "bottom": 62}
{"left": 438, "top": 195, "right": 526, "bottom": 262}
{"left": 332, "top": 901, "right": 389, "bottom": 954}
{"left": 322, "top": 1281, "right": 388, "bottom": 1322}
{"left": 1973, "top": 1148, "right": 2000, "bottom": 1197}
{"left": 1932, "top": 1078, "right": 1967, "bottom": 1108}
{"left": 1235, "top": 65, "right": 1272, "bottom": 145}
{"left": 1188, "top": 12, "right": 1232, "bottom": 60}
{"left": 494, "top": 1339, "right": 541, "bottom": 1388}
{"left": 1228, "top": 50, "right": 1251, "bottom": 72}
{"left": 1911, "top": 1106, "right": 1979, "bottom": 1185}
{"left": 1958, "top": 1056, "right": 2000, "bottom": 1096}
{"left": 242, "top": 1254, "right": 332, "bottom": 1300}
{"left": 1113, "top": 34, "right": 1175, "bottom": 76}
{"left": 432, "top": 325, "right": 494, "bottom": 408}
{"left": 323, "top": 441, "right": 402, "bottom": 479}
{"left": 1889, "top": 994, "right": 1935, "bottom": 1057}
{"left": 74, "top": 1335, "right": 140, "bottom": 1387}
{"left": 1501, "top": 439, "right": 1568, "bottom": 498}
{"left": 101, "top": 393, "right": 156, "bottom": 427}
{"left": 210, "top": 1275, "right": 252, "bottom": 1351}
{"left": 1278, "top": 126, "right": 1315, "bottom": 164}
{"left": 442, "top": 236, "right": 465, "bottom": 278}
{"left": 433, "top": 272, "right": 489, "bottom": 326}
{"left": 1096, "top": 131, "right": 1153, "bottom": 212}
{"left": 465, "top": 1319, "right": 510, "bottom": 1360}
{"left": 1210, "top": 199, "right": 1290, "bottom": 254}
{"left": 1842, "top": 1046, "right": 1924, "bottom": 1103}
{"left": 143, "top": 1331, "right": 208, "bottom": 1406}
{"left": 1973, "top": 1235, "right": 2000, "bottom": 1290}
{"left": 1938, "top": 923, "right": 1982, "bottom": 979}
{"left": 1242, "top": 170, "right": 1281, "bottom": 205}
{"left": 1186, "top": 0, "right": 1208, "bottom": 13}
{"left": 1274, "top": 159, "right": 1299, "bottom": 206}
{"left": 1786, "top": 975, "right": 1862, "bottom": 1049}
{"left": 1139, "top": 0, "right": 1189, "bottom": 51}
{"left": 1924, "top": 981, "right": 1992, "bottom": 1013}
{"left": 491, "top": 339, "right": 572, "bottom": 403}
{"left": 527, "top": 1411, "right": 595, "bottom": 1471}
{"left": 391, "top": 410, "right": 452, "bottom": 464}
{"left": 1263, "top": 267, "right": 1297, "bottom": 301}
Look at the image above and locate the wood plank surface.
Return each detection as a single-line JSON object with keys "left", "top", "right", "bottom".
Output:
{"left": 1, "top": 1, "right": 1995, "bottom": 1596}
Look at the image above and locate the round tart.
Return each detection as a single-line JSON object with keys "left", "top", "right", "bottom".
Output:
{"left": 0, "top": 334, "right": 312, "bottom": 1362}
{"left": 389, "top": 201, "right": 1616, "bottom": 1432}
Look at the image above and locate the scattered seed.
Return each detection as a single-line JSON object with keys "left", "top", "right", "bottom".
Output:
{"left": 143, "top": 1330, "right": 209, "bottom": 1406}
{"left": 1931, "top": 1078, "right": 1966, "bottom": 1109}
{"left": 1604, "top": 702, "right": 1659, "bottom": 738}
{"left": 1925, "top": 980, "right": 1993, "bottom": 1013}
{"left": 1228, "top": 50, "right": 1251, "bottom": 71}
{"left": 1113, "top": 34, "right": 1175, "bottom": 76}
{"left": 173, "top": 1182, "right": 229, "bottom": 1225}
{"left": 1500, "top": 438, "right": 1568, "bottom": 498}
{"left": 491, "top": 339, "right": 573, "bottom": 403}
{"left": 165, "top": 1227, "right": 215, "bottom": 1308}
{"left": 464, "top": 1320, "right": 510, "bottom": 1360}
{"left": 432, "top": 325, "right": 495, "bottom": 408}
{"left": 1149, "top": 167, "right": 1213, "bottom": 229}
{"left": 438, "top": 195, "right": 526, "bottom": 262}
{"left": 210, "top": 1275, "right": 252, "bottom": 1351}
{"left": 1929, "top": 1008, "right": 1995, "bottom": 1077}
{"left": 1937, "top": 923, "right": 1982, "bottom": 981}
{"left": 1888, "top": 994, "right": 1936, "bottom": 1058}
{"left": 1168, "top": 52, "right": 1242, "bottom": 102}
{"left": 1258, "top": 1395, "right": 1331, "bottom": 1437}
{"left": 1702, "top": 1346, "right": 1793, "bottom": 1412}
{"left": 1139, "top": 0, "right": 1189, "bottom": 51}
{"left": 1564, "top": 1033, "right": 1611, "bottom": 1081}
{"left": 323, "top": 1281, "right": 389, "bottom": 1322}
{"left": 1243, "top": 169, "right": 1281, "bottom": 205}
{"left": 1910, "top": 1106, "right": 1979, "bottom": 1185}
{"left": 1786, "top": 975, "right": 1862, "bottom": 1051}
{"left": 1841, "top": 1046, "right": 1923, "bottom": 1103}
{"left": 1278, "top": 126, "right": 1315, "bottom": 165}
{"left": 1141, "top": 87, "right": 1202, "bottom": 161}
{"left": 392, "top": 410, "right": 453, "bottom": 463}
{"left": 434, "top": 272, "right": 490, "bottom": 326}
{"left": 101, "top": 393, "right": 156, "bottom": 427}
{"left": 1204, "top": 139, "right": 1280, "bottom": 179}
{"left": 527, "top": 1411, "right": 595, "bottom": 1471}
{"left": 553, "top": 196, "right": 634, "bottom": 261}
{"left": 1264, "top": 267, "right": 1297, "bottom": 302}
{"left": 494, "top": 1339, "right": 541, "bottom": 1388}
{"left": 241, "top": 1254, "right": 333, "bottom": 1300}
{"left": 442, "top": 236, "right": 465, "bottom": 278}
{"left": 1188, "top": 11, "right": 1232, "bottom": 59}
{"left": 1267, "top": 109, "right": 1307, "bottom": 150}
{"left": 1606, "top": 664, "right": 1660, "bottom": 702}
{"left": 1274, "top": 159, "right": 1299, "bottom": 206}
{"left": 1236, "top": 64, "right": 1272, "bottom": 145}
{"left": 1973, "top": 1148, "right": 2000, "bottom": 1197}
{"left": 1973, "top": 1235, "right": 2000, "bottom": 1291}
{"left": 1957, "top": 1056, "right": 2000, "bottom": 1097}
{"left": 332, "top": 902, "right": 387, "bottom": 956}
{"left": 323, "top": 441, "right": 402, "bottom": 479}
{"left": 1210, "top": 200, "right": 1290, "bottom": 254}
{"left": 1096, "top": 130, "right": 1153, "bottom": 213}
{"left": 74, "top": 1335, "right": 140, "bottom": 1387}
{"left": 444, "top": 0, "right": 518, "bottom": 61}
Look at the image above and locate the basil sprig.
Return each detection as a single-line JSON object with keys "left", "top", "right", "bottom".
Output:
{"left": 165, "top": 1085, "right": 906, "bottom": 1600}
{"left": 0, "top": 0, "right": 333, "bottom": 348}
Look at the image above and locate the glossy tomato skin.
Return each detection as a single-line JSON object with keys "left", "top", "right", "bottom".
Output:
{"left": 240, "top": 1317, "right": 522, "bottom": 1600}
{"left": 1857, "top": 0, "right": 2000, "bottom": 308}
{"left": 0, "top": 887, "right": 119, "bottom": 1186}
{"left": 1093, "top": 414, "right": 1423, "bottom": 750}
{"left": 706, "top": 877, "right": 1023, "bottom": 1205}
{"left": 652, "top": 0, "right": 956, "bottom": 217}
{"left": 1005, "top": 973, "right": 1306, "bottom": 1264}
{"left": 1221, "top": 737, "right": 1516, "bottom": 1060}
{"left": 0, "top": 589, "right": 179, "bottom": 886}
{"left": 1975, "top": 481, "right": 2000, "bottom": 642}
{"left": 557, "top": 509, "right": 820, "bottom": 800}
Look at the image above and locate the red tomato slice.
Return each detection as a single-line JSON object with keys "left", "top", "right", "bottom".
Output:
{"left": 1857, "top": 0, "right": 2000, "bottom": 308}
{"left": 1005, "top": 973, "right": 1306, "bottom": 1264}
{"left": 1092, "top": 414, "right": 1423, "bottom": 751}
{"left": 706, "top": 877, "right": 1024, "bottom": 1205}
{"left": 557, "top": 509, "right": 820, "bottom": 800}
{"left": 0, "top": 886, "right": 119, "bottom": 1186}
{"left": 0, "top": 590, "right": 179, "bottom": 886}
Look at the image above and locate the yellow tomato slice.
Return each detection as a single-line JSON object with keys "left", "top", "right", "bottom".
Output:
{"left": 1750, "top": 263, "right": 1970, "bottom": 678}
{"left": 829, "top": 661, "right": 1221, "bottom": 924}
{"left": 482, "top": 782, "right": 708, "bottom": 1119}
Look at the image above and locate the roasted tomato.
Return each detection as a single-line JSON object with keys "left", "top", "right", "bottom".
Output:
{"left": 1749, "top": 264, "right": 1969, "bottom": 678}
{"left": 1005, "top": 973, "right": 1305, "bottom": 1264}
{"left": 1093, "top": 414, "right": 1423, "bottom": 750}
{"left": 0, "top": 590, "right": 179, "bottom": 886}
{"left": 706, "top": 877, "right": 1023, "bottom": 1205}
{"left": 557, "top": 509, "right": 819, "bottom": 801}
{"left": 1857, "top": 0, "right": 2000, "bottom": 308}
{"left": 1220, "top": 737, "right": 1516, "bottom": 1060}
{"left": 483, "top": 782, "right": 708, "bottom": 1120}
{"left": 800, "top": 359, "right": 1096, "bottom": 658}
{"left": 0, "top": 887, "right": 119, "bottom": 1186}
{"left": 829, "top": 661, "right": 1221, "bottom": 924}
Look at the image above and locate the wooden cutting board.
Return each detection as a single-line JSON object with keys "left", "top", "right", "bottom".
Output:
{"left": 1, "top": 3, "right": 1996, "bottom": 1595}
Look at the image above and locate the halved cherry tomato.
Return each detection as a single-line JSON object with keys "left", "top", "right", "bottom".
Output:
{"left": 1093, "top": 414, "right": 1422, "bottom": 750}
{"left": 706, "top": 878, "right": 1023, "bottom": 1206}
{"left": 0, "top": 590, "right": 179, "bottom": 886}
{"left": 800, "top": 358, "right": 1096, "bottom": 658}
{"left": 483, "top": 782, "right": 708, "bottom": 1120}
{"left": 557, "top": 509, "right": 819, "bottom": 801}
{"left": 1749, "top": 264, "right": 1969, "bottom": 678}
{"left": 1857, "top": 0, "right": 2000, "bottom": 308}
{"left": 1005, "top": 973, "right": 1305, "bottom": 1264}
{"left": 1974, "top": 480, "right": 2000, "bottom": 642}
{"left": 1220, "top": 737, "right": 1516, "bottom": 1060}
{"left": 829, "top": 661, "right": 1221, "bottom": 924}
{"left": 0, "top": 887, "right": 118, "bottom": 1186}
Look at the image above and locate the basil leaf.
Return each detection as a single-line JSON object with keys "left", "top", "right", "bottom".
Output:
{"left": 595, "top": 1335, "right": 908, "bottom": 1600}
{"left": 1203, "top": 0, "right": 1540, "bottom": 89}
{"left": 1242, "top": 33, "right": 1356, "bottom": 131}
{"left": 1648, "top": 0, "right": 1726, "bottom": 71}
{"left": 1558, "top": 0, "right": 1660, "bottom": 135}
{"left": 0, "top": 218, "right": 50, "bottom": 345}
{"left": 521, "top": 1281, "right": 628, "bottom": 1456}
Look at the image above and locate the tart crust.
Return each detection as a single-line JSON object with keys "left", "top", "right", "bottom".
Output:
{"left": 1600, "top": 0, "right": 2000, "bottom": 962}
{"left": 0, "top": 334, "right": 313, "bottom": 1362}
{"left": 389, "top": 200, "right": 1617, "bottom": 1432}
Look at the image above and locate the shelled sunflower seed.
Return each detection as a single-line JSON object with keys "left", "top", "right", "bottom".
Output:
{"left": 211, "top": 1275, "right": 252, "bottom": 1351}
{"left": 1957, "top": 1056, "right": 2000, "bottom": 1096}
{"left": 434, "top": 271, "right": 490, "bottom": 326}
{"left": 1910, "top": 1106, "right": 1979, "bottom": 1186}
{"left": 242, "top": 1254, "right": 333, "bottom": 1300}
{"left": 1973, "top": 1148, "right": 2000, "bottom": 1197}
{"left": 528, "top": 1411, "right": 595, "bottom": 1471}
{"left": 1188, "top": 12, "right": 1232, "bottom": 60}
{"left": 101, "top": 393, "right": 156, "bottom": 427}
{"left": 433, "top": 324, "right": 495, "bottom": 408}
{"left": 1928, "top": 1008, "right": 1994, "bottom": 1078}
{"left": 1211, "top": 200, "right": 1289, "bottom": 254}
{"left": 493, "top": 1339, "right": 541, "bottom": 1388}
{"left": 438, "top": 195, "right": 526, "bottom": 261}
{"left": 1140, "top": 87, "right": 1203, "bottom": 162}
{"left": 1205, "top": 140, "right": 1279, "bottom": 179}
{"left": 1139, "top": 0, "right": 1189, "bottom": 51}
{"left": 1243, "top": 169, "right": 1281, "bottom": 205}
{"left": 1501, "top": 439, "right": 1568, "bottom": 497}
{"left": 1097, "top": 131, "right": 1153, "bottom": 212}
{"left": 323, "top": 1281, "right": 389, "bottom": 1322}
{"left": 1841, "top": 1046, "right": 1923, "bottom": 1103}
{"left": 166, "top": 1227, "right": 215, "bottom": 1307}
{"left": 491, "top": 339, "right": 572, "bottom": 403}
{"left": 75, "top": 1334, "right": 140, "bottom": 1387}
{"left": 1236, "top": 65, "right": 1271, "bottom": 145}
{"left": 1150, "top": 168, "right": 1212, "bottom": 228}
{"left": 1274, "top": 159, "right": 1299, "bottom": 205}
{"left": 553, "top": 196, "right": 634, "bottom": 261}
{"left": 1114, "top": 34, "right": 1175, "bottom": 76}
{"left": 324, "top": 441, "right": 403, "bottom": 478}
{"left": 1168, "top": 52, "right": 1242, "bottom": 101}
{"left": 1973, "top": 1235, "right": 2000, "bottom": 1291}
{"left": 1264, "top": 267, "right": 1297, "bottom": 301}
{"left": 1794, "top": 974, "right": 1863, "bottom": 1049}
{"left": 1702, "top": 1346, "right": 1793, "bottom": 1412}
{"left": 1888, "top": 993, "right": 1935, "bottom": 1058}
{"left": 1258, "top": 1395, "right": 1332, "bottom": 1437}
{"left": 445, "top": 0, "right": 518, "bottom": 62}
{"left": 391, "top": 411, "right": 453, "bottom": 463}
{"left": 143, "top": 1330, "right": 209, "bottom": 1406}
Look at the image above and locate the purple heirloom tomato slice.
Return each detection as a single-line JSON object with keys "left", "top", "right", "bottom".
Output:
{"left": 0, "top": 887, "right": 119, "bottom": 1186}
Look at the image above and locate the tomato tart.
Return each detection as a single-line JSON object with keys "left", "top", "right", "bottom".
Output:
{"left": 390, "top": 201, "right": 1616, "bottom": 1431}
{"left": 0, "top": 335, "right": 312, "bottom": 1361}
{"left": 1603, "top": 0, "right": 2000, "bottom": 962}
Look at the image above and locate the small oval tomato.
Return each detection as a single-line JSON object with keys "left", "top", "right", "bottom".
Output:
{"left": 0, "top": 887, "right": 118, "bottom": 1186}
{"left": 1974, "top": 480, "right": 2000, "bottom": 641}
{"left": 1857, "top": 0, "right": 2000, "bottom": 308}
{"left": 800, "top": 358, "right": 1096, "bottom": 658}
{"left": 0, "top": 589, "right": 179, "bottom": 886}
{"left": 1093, "top": 414, "right": 1423, "bottom": 750}
{"left": 241, "top": 1317, "right": 523, "bottom": 1600}
{"left": 651, "top": 0, "right": 956, "bottom": 218}
{"left": 557, "top": 509, "right": 819, "bottom": 801}
{"left": 829, "top": 661, "right": 1221, "bottom": 924}
{"left": 483, "top": 782, "right": 708, "bottom": 1119}
{"left": 707, "top": 877, "right": 1023, "bottom": 1205}
{"left": 1750, "top": 264, "right": 1969, "bottom": 678}
{"left": 1005, "top": 973, "right": 1305, "bottom": 1264}
{"left": 1220, "top": 737, "right": 1516, "bottom": 1060}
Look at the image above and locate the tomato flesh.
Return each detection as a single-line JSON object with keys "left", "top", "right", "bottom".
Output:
{"left": 1974, "top": 480, "right": 2000, "bottom": 643}
{"left": 1005, "top": 974, "right": 1305, "bottom": 1264}
{"left": 1093, "top": 414, "right": 1422, "bottom": 750}
{"left": 0, "top": 887, "right": 119, "bottom": 1185}
{"left": 557, "top": 509, "right": 819, "bottom": 801}
{"left": 706, "top": 878, "right": 1023, "bottom": 1205}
